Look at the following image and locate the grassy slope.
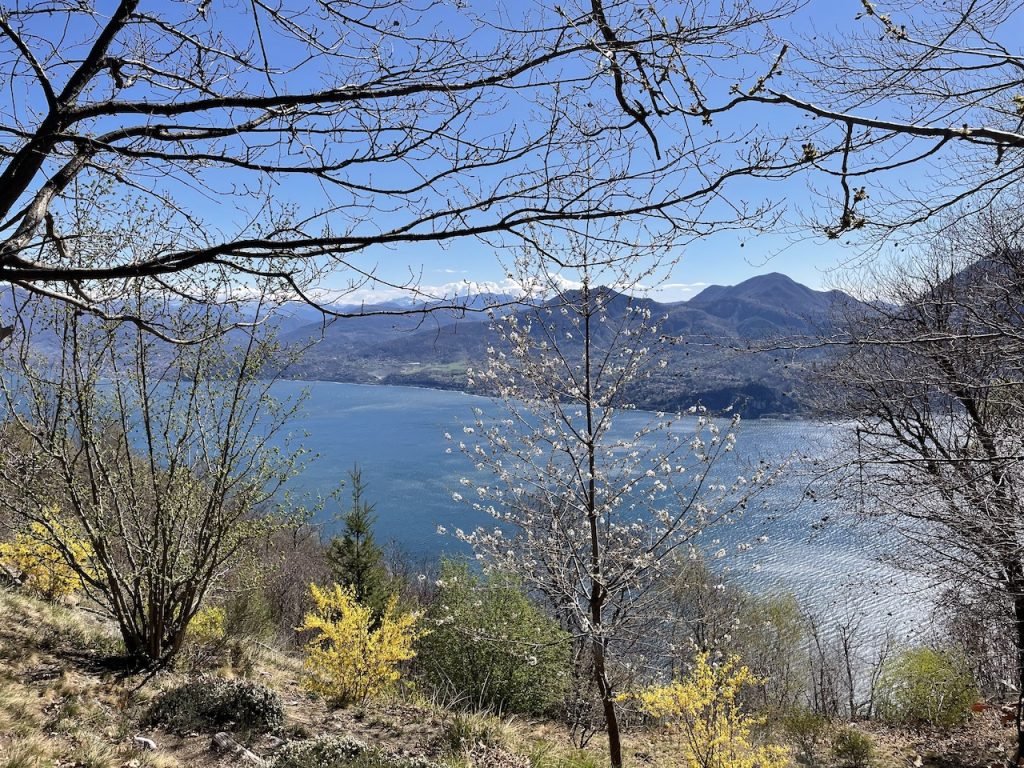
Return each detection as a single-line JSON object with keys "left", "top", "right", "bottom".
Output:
{"left": 0, "top": 588, "right": 1012, "bottom": 768}
{"left": 0, "top": 589, "right": 601, "bottom": 768}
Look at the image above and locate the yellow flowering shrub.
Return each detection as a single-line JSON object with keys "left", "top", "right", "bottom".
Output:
{"left": 624, "top": 653, "right": 788, "bottom": 768}
{"left": 299, "top": 583, "right": 426, "bottom": 705}
{"left": 187, "top": 606, "right": 227, "bottom": 645}
{"left": 0, "top": 512, "right": 92, "bottom": 600}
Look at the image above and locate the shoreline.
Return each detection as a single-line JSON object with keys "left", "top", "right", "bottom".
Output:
{"left": 275, "top": 374, "right": 820, "bottom": 422}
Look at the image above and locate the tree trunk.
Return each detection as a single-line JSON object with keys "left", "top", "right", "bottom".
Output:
{"left": 591, "top": 636, "right": 623, "bottom": 768}
{"left": 1012, "top": 592, "right": 1024, "bottom": 767}
{"left": 581, "top": 280, "right": 624, "bottom": 767}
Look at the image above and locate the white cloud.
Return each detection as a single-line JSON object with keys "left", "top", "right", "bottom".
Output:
{"left": 659, "top": 282, "right": 708, "bottom": 291}
{"left": 647, "top": 282, "right": 708, "bottom": 301}
{"left": 302, "top": 275, "right": 705, "bottom": 307}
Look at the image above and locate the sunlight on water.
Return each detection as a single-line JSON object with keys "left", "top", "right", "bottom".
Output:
{"left": 273, "top": 381, "right": 933, "bottom": 641}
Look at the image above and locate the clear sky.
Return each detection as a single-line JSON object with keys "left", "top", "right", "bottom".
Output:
{"left": 295, "top": 0, "right": 896, "bottom": 306}
{"left": 23, "top": 0, "right": 917, "bottom": 307}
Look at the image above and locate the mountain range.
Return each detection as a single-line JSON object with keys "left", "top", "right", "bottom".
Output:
{"left": 0, "top": 272, "right": 855, "bottom": 418}
{"left": 280, "top": 273, "right": 856, "bottom": 418}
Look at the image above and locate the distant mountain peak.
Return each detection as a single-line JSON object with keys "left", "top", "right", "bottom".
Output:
{"left": 688, "top": 272, "right": 811, "bottom": 304}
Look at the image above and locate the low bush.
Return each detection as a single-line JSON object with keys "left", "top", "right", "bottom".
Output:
{"left": 624, "top": 653, "right": 788, "bottom": 768}
{"left": 0, "top": 513, "right": 92, "bottom": 600}
{"left": 223, "top": 584, "right": 277, "bottom": 640}
{"left": 272, "top": 736, "right": 365, "bottom": 768}
{"left": 416, "top": 561, "right": 569, "bottom": 716}
{"left": 299, "top": 583, "right": 425, "bottom": 705}
{"left": 187, "top": 606, "right": 227, "bottom": 646}
{"left": 179, "top": 606, "right": 230, "bottom": 671}
{"left": 148, "top": 677, "right": 283, "bottom": 734}
{"left": 271, "top": 735, "right": 436, "bottom": 768}
{"left": 831, "top": 727, "right": 874, "bottom": 768}
{"left": 876, "top": 646, "right": 977, "bottom": 728}
{"left": 781, "top": 707, "right": 831, "bottom": 766}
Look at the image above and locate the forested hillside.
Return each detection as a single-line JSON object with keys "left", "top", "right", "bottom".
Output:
{"left": 281, "top": 273, "right": 852, "bottom": 417}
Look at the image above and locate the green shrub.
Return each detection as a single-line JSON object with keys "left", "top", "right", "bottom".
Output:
{"left": 149, "top": 677, "right": 283, "bottom": 734}
{"left": 876, "top": 646, "right": 977, "bottom": 727}
{"left": 831, "top": 727, "right": 874, "bottom": 768}
{"left": 526, "top": 744, "right": 604, "bottom": 768}
{"left": 223, "top": 584, "right": 277, "bottom": 639}
{"left": 439, "top": 711, "right": 513, "bottom": 755}
{"left": 271, "top": 736, "right": 436, "bottom": 768}
{"left": 416, "top": 561, "right": 569, "bottom": 716}
{"left": 781, "top": 707, "right": 831, "bottom": 767}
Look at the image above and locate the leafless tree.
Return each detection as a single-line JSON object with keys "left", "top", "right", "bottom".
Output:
{"left": 801, "top": 607, "right": 892, "bottom": 720}
{"left": 0, "top": 0, "right": 797, "bottom": 338}
{"left": 0, "top": 293, "right": 303, "bottom": 666}
{"left": 452, "top": 225, "right": 779, "bottom": 767}
{"left": 726, "top": 0, "right": 1024, "bottom": 244}
{"left": 820, "top": 209, "right": 1024, "bottom": 760}
{"left": 935, "top": 581, "right": 1017, "bottom": 704}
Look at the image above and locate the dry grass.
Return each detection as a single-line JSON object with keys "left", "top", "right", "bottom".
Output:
{"left": 0, "top": 589, "right": 180, "bottom": 768}
{"left": 0, "top": 587, "right": 461, "bottom": 768}
{"left": 2, "top": 586, "right": 1015, "bottom": 768}
{"left": 0, "top": 734, "right": 54, "bottom": 768}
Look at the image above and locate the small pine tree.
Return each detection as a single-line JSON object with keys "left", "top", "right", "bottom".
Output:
{"left": 327, "top": 466, "right": 391, "bottom": 616}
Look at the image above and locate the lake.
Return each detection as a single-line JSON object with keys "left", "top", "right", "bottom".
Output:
{"left": 273, "top": 380, "right": 931, "bottom": 638}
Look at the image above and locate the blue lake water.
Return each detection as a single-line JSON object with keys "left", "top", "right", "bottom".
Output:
{"left": 273, "top": 380, "right": 931, "bottom": 638}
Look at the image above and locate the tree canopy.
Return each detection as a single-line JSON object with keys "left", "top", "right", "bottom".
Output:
{"left": 0, "top": 0, "right": 796, "bottom": 336}
{"left": 742, "top": 0, "right": 1024, "bottom": 242}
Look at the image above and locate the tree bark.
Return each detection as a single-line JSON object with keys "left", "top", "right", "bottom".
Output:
{"left": 582, "top": 281, "right": 623, "bottom": 768}
{"left": 591, "top": 635, "right": 623, "bottom": 768}
{"left": 1012, "top": 591, "right": 1024, "bottom": 767}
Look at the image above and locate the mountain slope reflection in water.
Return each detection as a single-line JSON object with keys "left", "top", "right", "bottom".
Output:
{"left": 274, "top": 380, "right": 931, "bottom": 639}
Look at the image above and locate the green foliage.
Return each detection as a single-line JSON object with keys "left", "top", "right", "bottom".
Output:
{"left": 439, "top": 711, "right": 513, "bottom": 755}
{"left": 623, "top": 652, "right": 789, "bottom": 768}
{"left": 221, "top": 556, "right": 279, "bottom": 640}
{"left": 831, "top": 727, "right": 874, "bottom": 768}
{"left": 148, "top": 677, "right": 284, "bottom": 734}
{"left": 327, "top": 467, "right": 392, "bottom": 617}
{"left": 876, "top": 646, "right": 977, "bottom": 727}
{"left": 731, "top": 592, "right": 807, "bottom": 715}
{"left": 272, "top": 736, "right": 437, "bottom": 768}
{"left": 416, "top": 561, "right": 570, "bottom": 716}
{"left": 781, "top": 707, "right": 831, "bottom": 767}
{"left": 300, "top": 583, "right": 425, "bottom": 705}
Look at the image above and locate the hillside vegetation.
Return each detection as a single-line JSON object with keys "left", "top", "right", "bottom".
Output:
{"left": 0, "top": 567, "right": 1012, "bottom": 768}
{"left": 277, "top": 273, "right": 847, "bottom": 418}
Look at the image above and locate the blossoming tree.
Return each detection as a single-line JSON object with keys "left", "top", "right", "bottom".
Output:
{"left": 450, "top": 228, "right": 778, "bottom": 768}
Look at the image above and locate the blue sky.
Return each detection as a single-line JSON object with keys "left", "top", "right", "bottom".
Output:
{"left": 20, "top": 0, "right": 919, "bottom": 306}
{"left": 291, "top": 0, "right": 892, "bottom": 306}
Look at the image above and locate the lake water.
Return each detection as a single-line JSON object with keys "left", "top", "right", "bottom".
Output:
{"left": 273, "top": 380, "right": 931, "bottom": 639}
